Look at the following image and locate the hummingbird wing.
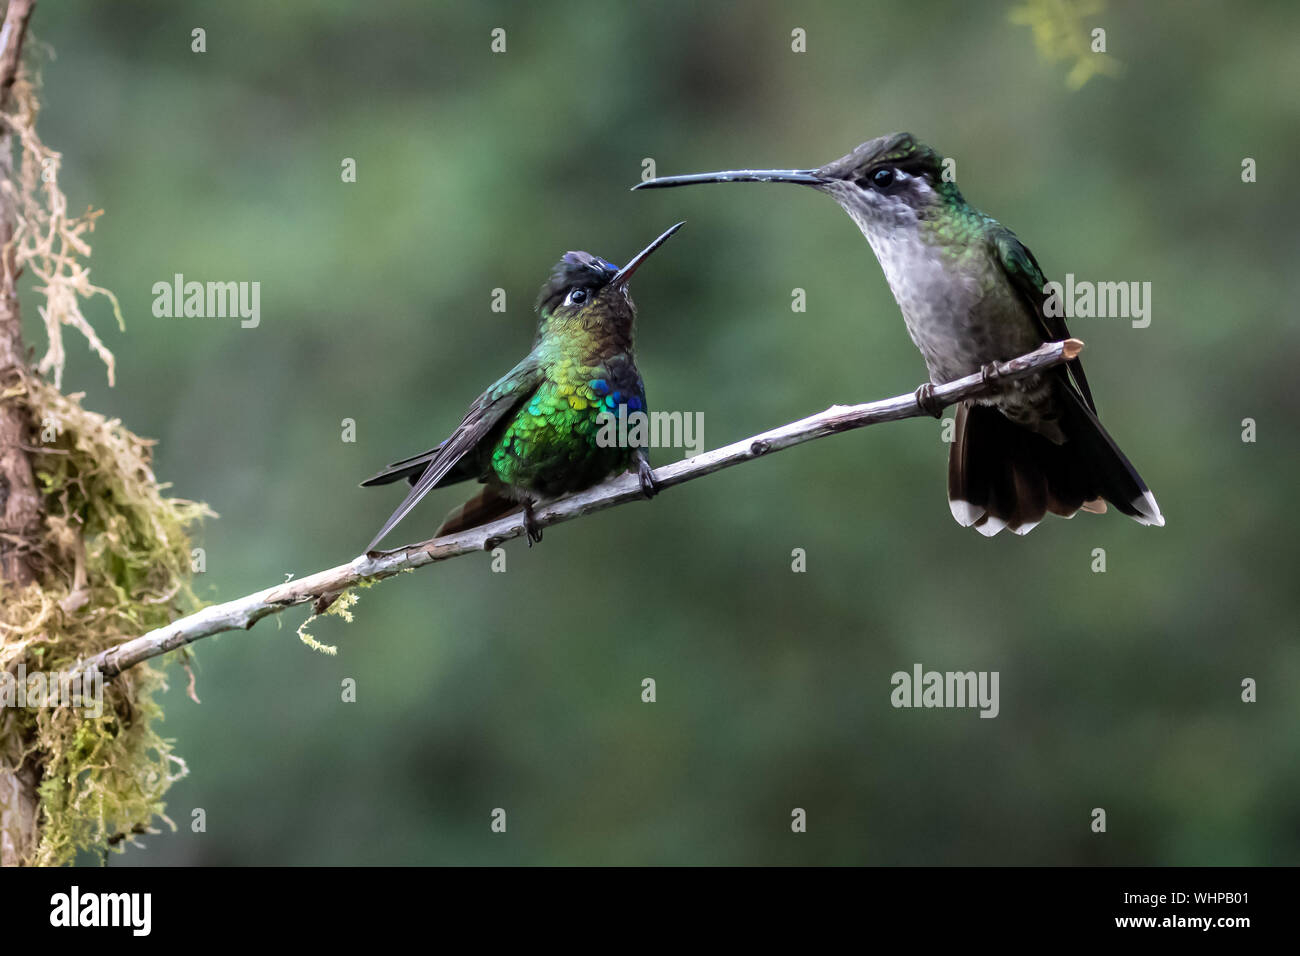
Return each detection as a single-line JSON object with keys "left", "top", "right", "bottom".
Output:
{"left": 364, "top": 356, "right": 543, "bottom": 552}
{"left": 990, "top": 227, "right": 1097, "bottom": 412}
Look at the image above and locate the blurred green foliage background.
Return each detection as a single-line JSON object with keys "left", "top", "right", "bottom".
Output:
{"left": 26, "top": 0, "right": 1299, "bottom": 864}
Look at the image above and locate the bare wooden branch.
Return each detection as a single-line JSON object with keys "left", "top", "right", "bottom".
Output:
{"left": 0, "top": 0, "right": 33, "bottom": 109}
{"left": 73, "top": 338, "right": 1083, "bottom": 684}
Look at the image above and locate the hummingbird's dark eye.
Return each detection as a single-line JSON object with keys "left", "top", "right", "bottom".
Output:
{"left": 868, "top": 167, "right": 895, "bottom": 189}
{"left": 566, "top": 288, "right": 588, "bottom": 306}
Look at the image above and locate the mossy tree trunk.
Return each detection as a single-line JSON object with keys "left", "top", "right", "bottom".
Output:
{"left": 0, "top": 0, "right": 40, "bottom": 867}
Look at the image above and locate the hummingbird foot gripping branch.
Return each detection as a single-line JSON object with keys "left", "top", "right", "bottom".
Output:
{"left": 635, "top": 133, "right": 1163, "bottom": 537}
{"left": 362, "top": 222, "right": 683, "bottom": 553}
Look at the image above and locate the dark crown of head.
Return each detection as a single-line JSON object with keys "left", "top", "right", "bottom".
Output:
{"left": 536, "top": 251, "right": 617, "bottom": 312}
{"left": 822, "top": 132, "right": 944, "bottom": 182}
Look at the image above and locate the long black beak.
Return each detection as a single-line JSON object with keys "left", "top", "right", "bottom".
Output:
{"left": 610, "top": 221, "right": 686, "bottom": 288}
{"left": 632, "top": 169, "right": 824, "bottom": 190}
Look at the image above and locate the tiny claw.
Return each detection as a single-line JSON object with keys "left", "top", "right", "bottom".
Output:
{"left": 637, "top": 457, "right": 658, "bottom": 499}
{"left": 523, "top": 500, "right": 543, "bottom": 546}
{"left": 914, "top": 382, "right": 944, "bottom": 419}
{"left": 980, "top": 361, "right": 1001, "bottom": 385}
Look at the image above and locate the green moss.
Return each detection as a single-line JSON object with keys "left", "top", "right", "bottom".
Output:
{"left": 1, "top": 381, "right": 212, "bottom": 865}
{"left": 296, "top": 590, "right": 361, "bottom": 656}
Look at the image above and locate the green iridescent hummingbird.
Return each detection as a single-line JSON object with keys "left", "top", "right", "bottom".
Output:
{"left": 635, "top": 134, "right": 1162, "bottom": 536}
{"left": 362, "top": 222, "right": 684, "bottom": 552}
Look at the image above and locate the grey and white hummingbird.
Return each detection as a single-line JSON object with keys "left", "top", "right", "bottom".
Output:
{"left": 634, "top": 132, "right": 1163, "bottom": 536}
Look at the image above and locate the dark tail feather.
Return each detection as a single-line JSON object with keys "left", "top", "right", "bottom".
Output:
{"left": 359, "top": 447, "right": 441, "bottom": 488}
{"left": 435, "top": 486, "right": 520, "bottom": 536}
{"left": 948, "top": 389, "right": 1163, "bottom": 537}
